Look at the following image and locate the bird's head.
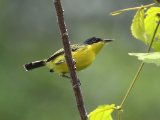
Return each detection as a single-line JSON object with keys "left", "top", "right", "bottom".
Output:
{"left": 84, "top": 37, "right": 113, "bottom": 54}
{"left": 84, "top": 37, "right": 113, "bottom": 45}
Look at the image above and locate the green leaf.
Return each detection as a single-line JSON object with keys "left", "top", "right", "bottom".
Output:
{"left": 88, "top": 104, "right": 115, "bottom": 120}
{"left": 144, "top": 7, "right": 160, "bottom": 51}
{"left": 129, "top": 52, "right": 160, "bottom": 66}
{"left": 131, "top": 7, "right": 146, "bottom": 42}
{"left": 131, "top": 7, "right": 160, "bottom": 51}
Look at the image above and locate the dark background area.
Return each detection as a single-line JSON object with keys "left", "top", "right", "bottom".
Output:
{"left": 0, "top": 0, "right": 160, "bottom": 120}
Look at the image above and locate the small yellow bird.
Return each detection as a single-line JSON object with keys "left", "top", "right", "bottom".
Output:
{"left": 24, "top": 37, "right": 113, "bottom": 77}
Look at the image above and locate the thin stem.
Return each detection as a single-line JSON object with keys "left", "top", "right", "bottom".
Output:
{"left": 53, "top": 0, "right": 88, "bottom": 120}
{"left": 111, "top": 3, "right": 155, "bottom": 16}
{"left": 117, "top": 110, "right": 121, "bottom": 120}
{"left": 147, "top": 18, "right": 160, "bottom": 52}
{"left": 120, "top": 62, "right": 144, "bottom": 107}
{"left": 120, "top": 14, "right": 160, "bottom": 108}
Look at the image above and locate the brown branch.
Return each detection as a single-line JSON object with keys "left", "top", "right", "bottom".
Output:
{"left": 53, "top": 0, "right": 88, "bottom": 120}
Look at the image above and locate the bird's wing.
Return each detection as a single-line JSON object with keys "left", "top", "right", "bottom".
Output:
{"left": 46, "top": 44, "right": 85, "bottom": 62}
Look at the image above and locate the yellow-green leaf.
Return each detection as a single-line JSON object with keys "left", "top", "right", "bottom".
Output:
{"left": 129, "top": 52, "right": 160, "bottom": 66}
{"left": 88, "top": 104, "right": 115, "bottom": 120}
{"left": 131, "top": 7, "right": 160, "bottom": 51}
{"left": 144, "top": 7, "right": 160, "bottom": 51}
{"left": 131, "top": 7, "right": 146, "bottom": 42}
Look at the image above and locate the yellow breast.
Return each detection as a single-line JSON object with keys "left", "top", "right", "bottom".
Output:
{"left": 72, "top": 46, "right": 96, "bottom": 71}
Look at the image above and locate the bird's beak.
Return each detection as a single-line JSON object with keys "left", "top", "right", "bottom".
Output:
{"left": 103, "top": 39, "right": 114, "bottom": 43}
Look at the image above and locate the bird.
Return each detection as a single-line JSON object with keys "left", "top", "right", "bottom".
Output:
{"left": 24, "top": 37, "right": 113, "bottom": 78}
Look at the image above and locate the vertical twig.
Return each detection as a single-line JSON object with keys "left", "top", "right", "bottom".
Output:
{"left": 53, "top": 0, "right": 88, "bottom": 120}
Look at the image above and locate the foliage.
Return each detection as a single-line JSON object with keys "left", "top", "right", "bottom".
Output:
{"left": 131, "top": 7, "right": 145, "bottom": 44}
{"left": 130, "top": 6, "right": 160, "bottom": 66}
{"left": 88, "top": 104, "right": 115, "bottom": 120}
{"left": 131, "top": 7, "right": 160, "bottom": 51}
{"left": 129, "top": 52, "right": 160, "bottom": 66}
{"left": 90, "top": 2, "right": 160, "bottom": 120}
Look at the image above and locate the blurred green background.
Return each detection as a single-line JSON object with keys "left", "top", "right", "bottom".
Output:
{"left": 0, "top": 0, "right": 160, "bottom": 120}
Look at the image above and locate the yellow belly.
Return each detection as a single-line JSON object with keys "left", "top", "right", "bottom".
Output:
{"left": 46, "top": 46, "right": 96, "bottom": 74}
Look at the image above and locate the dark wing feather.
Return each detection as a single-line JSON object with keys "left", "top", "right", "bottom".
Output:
{"left": 46, "top": 44, "right": 85, "bottom": 62}
{"left": 46, "top": 48, "right": 64, "bottom": 62}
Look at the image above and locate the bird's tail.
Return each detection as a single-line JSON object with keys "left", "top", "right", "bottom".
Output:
{"left": 24, "top": 60, "right": 46, "bottom": 71}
